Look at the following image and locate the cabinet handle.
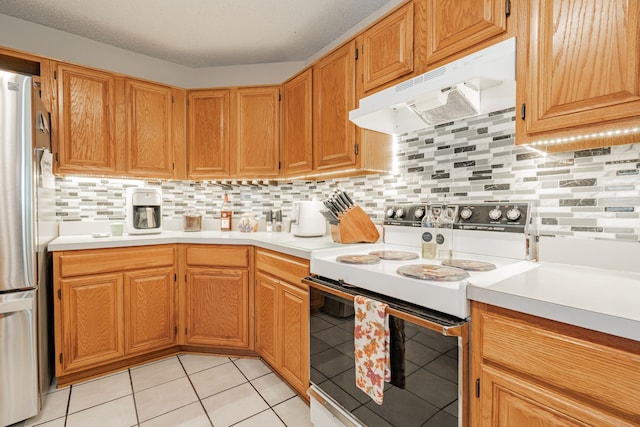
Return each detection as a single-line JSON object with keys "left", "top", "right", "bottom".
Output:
{"left": 475, "top": 378, "right": 480, "bottom": 398}
{"left": 520, "top": 103, "right": 526, "bottom": 120}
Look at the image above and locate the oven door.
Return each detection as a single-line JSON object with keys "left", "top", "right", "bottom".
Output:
{"left": 305, "top": 276, "right": 468, "bottom": 427}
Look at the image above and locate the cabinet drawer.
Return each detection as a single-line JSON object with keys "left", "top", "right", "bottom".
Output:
{"left": 57, "top": 245, "right": 175, "bottom": 278}
{"left": 478, "top": 306, "right": 640, "bottom": 419}
{"left": 255, "top": 248, "right": 309, "bottom": 287}
{"left": 185, "top": 245, "right": 250, "bottom": 268}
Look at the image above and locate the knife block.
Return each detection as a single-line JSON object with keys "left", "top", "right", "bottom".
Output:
{"left": 330, "top": 206, "right": 380, "bottom": 244}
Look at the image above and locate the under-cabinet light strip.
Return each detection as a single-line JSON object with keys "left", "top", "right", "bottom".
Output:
{"left": 526, "top": 126, "right": 640, "bottom": 147}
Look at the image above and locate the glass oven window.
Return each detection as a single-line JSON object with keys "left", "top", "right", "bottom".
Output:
{"left": 310, "top": 289, "right": 460, "bottom": 427}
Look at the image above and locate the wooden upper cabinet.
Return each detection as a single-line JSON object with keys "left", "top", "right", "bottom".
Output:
{"left": 125, "top": 79, "right": 175, "bottom": 178}
{"left": 281, "top": 69, "right": 313, "bottom": 176}
{"left": 187, "top": 89, "right": 231, "bottom": 179}
{"left": 360, "top": 2, "right": 414, "bottom": 92}
{"left": 426, "top": 0, "right": 507, "bottom": 65}
{"left": 55, "top": 63, "right": 116, "bottom": 175}
{"left": 517, "top": 0, "right": 640, "bottom": 148}
{"left": 233, "top": 86, "right": 280, "bottom": 178}
{"left": 313, "top": 41, "right": 358, "bottom": 171}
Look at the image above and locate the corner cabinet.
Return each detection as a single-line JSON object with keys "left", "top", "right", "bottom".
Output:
{"left": 54, "top": 63, "right": 117, "bottom": 175}
{"left": 255, "top": 248, "right": 310, "bottom": 397}
{"left": 182, "top": 245, "right": 253, "bottom": 351}
{"left": 187, "top": 89, "right": 231, "bottom": 179}
{"left": 470, "top": 302, "right": 640, "bottom": 426}
{"left": 53, "top": 245, "right": 177, "bottom": 385}
{"left": 516, "top": 0, "right": 640, "bottom": 150}
{"left": 186, "top": 86, "right": 279, "bottom": 180}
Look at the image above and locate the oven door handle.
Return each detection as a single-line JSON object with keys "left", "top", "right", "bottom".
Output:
{"left": 305, "top": 276, "right": 468, "bottom": 339}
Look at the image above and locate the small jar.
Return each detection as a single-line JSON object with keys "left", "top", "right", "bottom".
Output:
{"left": 184, "top": 212, "right": 202, "bottom": 232}
{"left": 238, "top": 213, "right": 258, "bottom": 232}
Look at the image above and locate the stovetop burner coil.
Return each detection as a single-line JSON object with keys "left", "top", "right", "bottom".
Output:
{"left": 441, "top": 259, "right": 497, "bottom": 271}
{"left": 396, "top": 264, "right": 470, "bottom": 281}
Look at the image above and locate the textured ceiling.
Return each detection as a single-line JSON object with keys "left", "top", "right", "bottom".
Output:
{"left": 0, "top": 0, "right": 392, "bottom": 67}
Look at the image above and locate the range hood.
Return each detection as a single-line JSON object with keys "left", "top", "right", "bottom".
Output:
{"left": 349, "top": 37, "right": 516, "bottom": 135}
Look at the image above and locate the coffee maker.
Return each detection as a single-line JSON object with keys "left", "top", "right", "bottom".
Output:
{"left": 125, "top": 187, "right": 162, "bottom": 234}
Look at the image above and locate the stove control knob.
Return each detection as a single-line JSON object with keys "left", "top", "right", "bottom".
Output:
{"left": 414, "top": 207, "right": 425, "bottom": 220}
{"left": 385, "top": 207, "right": 395, "bottom": 218}
{"left": 395, "top": 207, "right": 406, "bottom": 219}
{"left": 506, "top": 207, "right": 522, "bottom": 221}
{"left": 460, "top": 207, "right": 473, "bottom": 220}
{"left": 489, "top": 208, "right": 503, "bottom": 221}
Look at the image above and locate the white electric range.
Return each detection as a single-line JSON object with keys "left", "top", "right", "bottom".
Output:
{"left": 309, "top": 202, "right": 540, "bottom": 320}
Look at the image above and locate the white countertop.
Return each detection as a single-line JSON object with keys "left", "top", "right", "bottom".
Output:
{"left": 50, "top": 229, "right": 640, "bottom": 342}
{"left": 468, "top": 236, "right": 640, "bottom": 342}
{"left": 48, "top": 230, "right": 348, "bottom": 260}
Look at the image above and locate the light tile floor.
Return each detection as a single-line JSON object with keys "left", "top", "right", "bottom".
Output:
{"left": 14, "top": 355, "right": 313, "bottom": 427}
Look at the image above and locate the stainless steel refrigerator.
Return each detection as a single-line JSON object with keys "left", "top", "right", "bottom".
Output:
{"left": 0, "top": 69, "right": 57, "bottom": 426}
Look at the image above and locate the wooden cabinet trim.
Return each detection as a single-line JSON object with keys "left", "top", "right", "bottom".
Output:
{"left": 255, "top": 248, "right": 310, "bottom": 288}
{"left": 57, "top": 245, "right": 175, "bottom": 278}
{"left": 185, "top": 245, "right": 251, "bottom": 268}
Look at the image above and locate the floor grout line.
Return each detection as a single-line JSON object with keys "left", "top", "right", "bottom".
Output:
{"left": 127, "top": 368, "right": 141, "bottom": 427}
{"left": 178, "top": 354, "right": 215, "bottom": 427}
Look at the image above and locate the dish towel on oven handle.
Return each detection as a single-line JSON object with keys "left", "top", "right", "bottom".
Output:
{"left": 354, "top": 295, "right": 390, "bottom": 405}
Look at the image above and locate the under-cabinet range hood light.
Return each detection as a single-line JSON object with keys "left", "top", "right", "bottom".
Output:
{"left": 349, "top": 37, "right": 516, "bottom": 135}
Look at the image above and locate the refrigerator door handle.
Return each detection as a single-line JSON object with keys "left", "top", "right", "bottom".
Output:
{"left": 0, "top": 297, "right": 33, "bottom": 314}
{"left": 20, "top": 81, "right": 35, "bottom": 289}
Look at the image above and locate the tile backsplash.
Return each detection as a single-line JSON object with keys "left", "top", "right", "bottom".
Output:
{"left": 55, "top": 108, "right": 640, "bottom": 241}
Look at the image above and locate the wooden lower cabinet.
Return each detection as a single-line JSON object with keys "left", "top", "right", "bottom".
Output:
{"left": 59, "top": 273, "right": 125, "bottom": 373}
{"left": 471, "top": 302, "right": 640, "bottom": 426}
{"left": 255, "top": 249, "right": 310, "bottom": 397}
{"left": 181, "top": 245, "right": 253, "bottom": 350}
{"left": 124, "top": 267, "right": 176, "bottom": 354}
{"left": 184, "top": 267, "right": 251, "bottom": 348}
{"left": 53, "top": 246, "right": 178, "bottom": 382}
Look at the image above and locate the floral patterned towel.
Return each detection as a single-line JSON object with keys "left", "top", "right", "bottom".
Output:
{"left": 354, "top": 295, "right": 390, "bottom": 405}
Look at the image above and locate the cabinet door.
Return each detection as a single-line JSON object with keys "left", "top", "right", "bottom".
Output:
{"left": 126, "top": 79, "right": 175, "bottom": 178}
{"left": 281, "top": 69, "right": 313, "bottom": 175}
{"left": 426, "top": 0, "right": 507, "bottom": 65}
{"left": 521, "top": 0, "right": 640, "bottom": 138}
{"left": 55, "top": 63, "right": 116, "bottom": 174}
{"left": 313, "top": 41, "right": 358, "bottom": 171}
{"left": 233, "top": 86, "right": 280, "bottom": 177}
{"left": 184, "top": 267, "right": 251, "bottom": 349}
{"left": 124, "top": 267, "right": 176, "bottom": 354}
{"left": 60, "top": 273, "right": 124, "bottom": 373}
{"left": 187, "top": 89, "right": 231, "bottom": 178}
{"left": 279, "top": 281, "right": 309, "bottom": 396}
{"left": 361, "top": 2, "right": 414, "bottom": 92}
{"left": 478, "top": 365, "right": 636, "bottom": 426}
{"left": 255, "top": 271, "right": 279, "bottom": 367}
